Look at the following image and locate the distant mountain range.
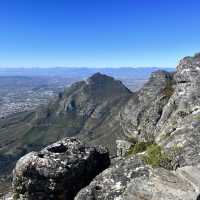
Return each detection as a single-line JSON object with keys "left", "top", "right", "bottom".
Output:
{"left": 0, "top": 67, "right": 175, "bottom": 79}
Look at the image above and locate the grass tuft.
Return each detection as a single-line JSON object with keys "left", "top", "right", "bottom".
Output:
{"left": 126, "top": 141, "right": 152, "bottom": 156}
{"left": 143, "top": 144, "right": 171, "bottom": 168}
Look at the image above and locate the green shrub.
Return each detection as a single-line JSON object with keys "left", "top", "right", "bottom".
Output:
{"left": 193, "top": 115, "right": 200, "bottom": 121}
{"left": 126, "top": 140, "right": 175, "bottom": 169}
{"left": 126, "top": 141, "right": 152, "bottom": 156}
{"left": 143, "top": 144, "right": 171, "bottom": 168}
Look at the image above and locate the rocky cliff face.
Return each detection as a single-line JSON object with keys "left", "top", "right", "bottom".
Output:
{"left": 155, "top": 54, "right": 200, "bottom": 167}
{"left": 5, "top": 53, "right": 200, "bottom": 199}
{"left": 119, "top": 54, "right": 200, "bottom": 167}
{"left": 74, "top": 53, "right": 200, "bottom": 199}
{"left": 75, "top": 156, "right": 200, "bottom": 200}
{"left": 121, "top": 70, "right": 174, "bottom": 142}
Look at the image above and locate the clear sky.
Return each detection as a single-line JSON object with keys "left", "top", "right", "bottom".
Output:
{"left": 0, "top": 0, "right": 200, "bottom": 68}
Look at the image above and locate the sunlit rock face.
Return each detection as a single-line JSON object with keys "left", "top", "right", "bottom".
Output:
{"left": 12, "top": 138, "right": 110, "bottom": 200}
{"left": 116, "top": 140, "right": 132, "bottom": 157}
{"left": 120, "top": 53, "right": 200, "bottom": 168}
{"left": 175, "top": 53, "right": 200, "bottom": 83}
{"left": 75, "top": 156, "right": 200, "bottom": 200}
{"left": 155, "top": 53, "right": 200, "bottom": 167}
{"left": 120, "top": 70, "right": 174, "bottom": 142}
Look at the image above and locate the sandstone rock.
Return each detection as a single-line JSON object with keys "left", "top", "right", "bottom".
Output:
{"left": 116, "top": 140, "right": 132, "bottom": 157}
{"left": 155, "top": 53, "right": 200, "bottom": 167}
{"left": 2, "top": 193, "right": 12, "bottom": 200}
{"left": 12, "top": 137, "right": 110, "bottom": 200}
{"left": 75, "top": 156, "right": 146, "bottom": 200}
{"left": 120, "top": 53, "right": 200, "bottom": 168}
{"left": 75, "top": 156, "right": 200, "bottom": 200}
{"left": 120, "top": 70, "right": 174, "bottom": 142}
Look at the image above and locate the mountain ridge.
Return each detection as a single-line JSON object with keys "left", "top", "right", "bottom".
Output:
{"left": 3, "top": 53, "right": 200, "bottom": 199}
{"left": 0, "top": 73, "right": 132, "bottom": 184}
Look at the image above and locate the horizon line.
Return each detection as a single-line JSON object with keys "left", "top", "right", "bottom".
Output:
{"left": 0, "top": 66, "right": 176, "bottom": 69}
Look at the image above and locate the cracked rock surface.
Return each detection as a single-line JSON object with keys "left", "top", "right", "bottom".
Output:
{"left": 12, "top": 137, "right": 110, "bottom": 200}
{"left": 75, "top": 156, "right": 200, "bottom": 200}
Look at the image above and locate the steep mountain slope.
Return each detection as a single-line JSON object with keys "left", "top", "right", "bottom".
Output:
{"left": 120, "top": 53, "right": 200, "bottom": 167}
{"left": 0, "top": 73, "right": 132, "bottom": 181}
{"left": 121, "top": 70, "right": 174, "bottom": 141}
{"left": 117, "top": 53, "right": 200, "bottom": 168}
{"left": 20, "top": 73, "right": 132, "bottom": 152}
{"left": 155, "top": 53, "right": 200, "bottom": 167}
{"left": 74, "top": 53, "right": 200, "bottom": 199}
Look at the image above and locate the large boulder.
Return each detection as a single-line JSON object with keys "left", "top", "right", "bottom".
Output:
{"left": 12, "top": 137, "right": 110, "bottom": 200}
{"left": 75, "top": 156, "right": 200, "bottom": 200}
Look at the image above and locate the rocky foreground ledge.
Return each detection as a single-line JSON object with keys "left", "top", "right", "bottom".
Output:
{"left": 11, "top": 138, "right": 110, "bottom": 200}
{"left": 7, "top": 139, "right": 200, "bottom": 200}
{"left": 76, "top": 155, "right": 200, "bottom": 200}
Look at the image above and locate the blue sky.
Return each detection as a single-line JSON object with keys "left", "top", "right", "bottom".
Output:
{"left": 0, "top": 0, "right": 200, "bottom": 68}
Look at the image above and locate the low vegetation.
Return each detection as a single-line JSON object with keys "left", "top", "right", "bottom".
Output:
{"left": 126, "top": 141, "right": 152, "bottom": 156}
{"left": 193, "top": 114, "right": 200, "bottom": 121}
{"left": 126, "top": 140, "right": 177, "bottom": 169}
{"left": 143, "top": 144, "right": 171, "bottom": 168}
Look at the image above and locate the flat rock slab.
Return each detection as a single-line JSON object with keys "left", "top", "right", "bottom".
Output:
{"left": 12, "top": 137, "right": 110, "bottom": 200}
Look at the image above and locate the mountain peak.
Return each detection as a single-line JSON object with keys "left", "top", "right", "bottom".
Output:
{"left": 87, "top": 72, "right": 115, "bottom": 83}
{"left": 84, "top": 72, "right": 131, "bottom": 97}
